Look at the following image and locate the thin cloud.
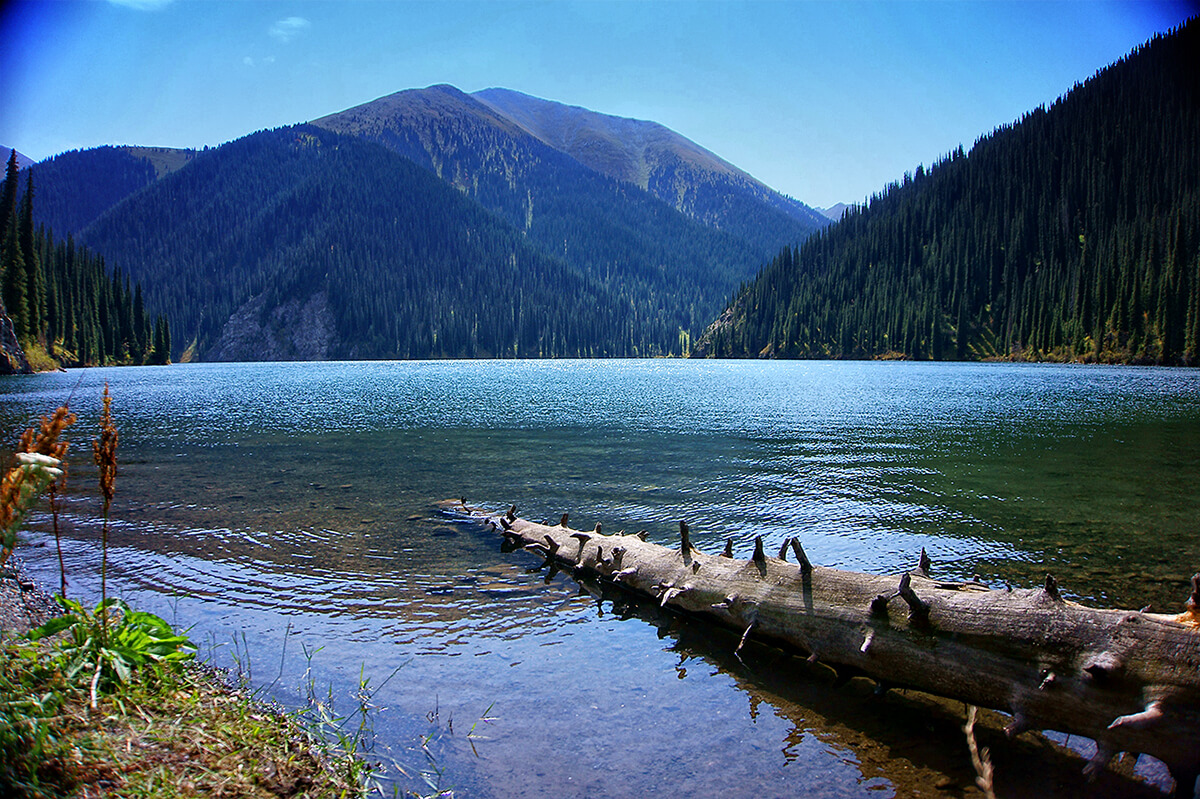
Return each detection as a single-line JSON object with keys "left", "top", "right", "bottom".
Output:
{"left": 269, "top": 16, "right": 311, "bottom": 43}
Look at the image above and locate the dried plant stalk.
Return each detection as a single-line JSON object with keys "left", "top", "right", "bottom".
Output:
{"left": 93, "top": 383, "right": 118, "bottom": 641}
{"left": 0, "top": 404, "right": 76, "bottom": 571}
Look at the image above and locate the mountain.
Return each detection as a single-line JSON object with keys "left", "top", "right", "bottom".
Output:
{"left": 310, "top": 84, "right": 782, "bottom": 350}
{"left": 815, "top": 203, "right": 853, "bottom": 221}
{"left": 23, "top": 146, "right": 197, "bottom": 237}
{"left": 471, "top": 87, "right": 828, "bottom": 251}
{"left": 696, "top": 19, "right": 1200, "bottom": 366}
{"left": 28, "top": 85, "right": 831, "bottom": 361}
{"left": 77, "top": 125, "right": 644, "bottom": 360}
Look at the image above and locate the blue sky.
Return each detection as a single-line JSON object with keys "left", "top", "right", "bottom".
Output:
{"left": 1, "top": 0, "right": 1195, "bottom": 209}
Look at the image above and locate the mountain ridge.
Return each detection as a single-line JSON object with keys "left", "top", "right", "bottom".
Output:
{"left": 470, "top": 87, "right": 829, "bottom": 238}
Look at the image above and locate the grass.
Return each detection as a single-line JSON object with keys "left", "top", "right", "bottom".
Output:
{"left": 21, "top": 343, "right": 60, "bottom": 374}
{"left": 0, "top": 634, "right": 369, "bottom": 798}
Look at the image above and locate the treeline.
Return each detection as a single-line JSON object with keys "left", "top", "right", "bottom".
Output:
{"left": 698, "top": 18, "right": 1200, "bottom": 366}
{"left": 1, "top": 150, "right": 170, "bottom": 367}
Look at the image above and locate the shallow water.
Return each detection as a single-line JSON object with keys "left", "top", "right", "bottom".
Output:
{"left": 3, "top": 360, "right": 1198, "bottom": 796}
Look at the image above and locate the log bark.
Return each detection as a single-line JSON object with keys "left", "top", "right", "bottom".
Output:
{"left": 456, "top": 502, "right": 1200, "bottom": 795}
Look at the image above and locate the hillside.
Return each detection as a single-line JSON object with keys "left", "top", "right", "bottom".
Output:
{"left": 696, "top": 19, "right": 1200, "bottom": 366}
{"left": 310, "top": 84, "right": 783, "bottom": 344}
{"left": 23, "top": 146, "right": 196, "bottom": 237}
{"left": 471, "top": 87, "right": 828, "bottom": 251}
{"left": 78, "top": 125, "right": 642, "bottom": 360}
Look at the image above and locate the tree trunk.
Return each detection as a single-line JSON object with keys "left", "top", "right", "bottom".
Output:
{"left": 458, "top": 502, "right": 1200, "bottom": 795}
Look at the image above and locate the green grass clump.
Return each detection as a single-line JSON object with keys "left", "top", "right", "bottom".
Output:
{"left": 1, "top": 634, "right": 367, "bottom": 798}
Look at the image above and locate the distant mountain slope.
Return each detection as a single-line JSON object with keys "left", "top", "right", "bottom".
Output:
{"left": 815, "top": 203, "right": 853, "bottom": 221}
{"left": 697, "top": 19, "right": 1200, "bottom": 366}
{"left": 78, "top": 125, "right": 641, "bottom": 360}
{"left": 311, "top": 84, "right": 770, "bottom": 346}
{"left": 22, "top": 145, "right": 196, "bottom": 236}
{"left": 472, "top": 87, "right": 828, "bottom": 250}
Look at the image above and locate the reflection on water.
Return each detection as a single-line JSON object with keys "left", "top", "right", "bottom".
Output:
{"left": 3, "top": 360, "right": 1198, "bottom": 796}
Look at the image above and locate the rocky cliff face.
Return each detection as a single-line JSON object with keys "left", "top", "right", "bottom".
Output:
{"left": 206, "top": 291, "right": 335, "bottom": 362}
{"left": 0, "top": 313, "right": 31, "bottom": 374}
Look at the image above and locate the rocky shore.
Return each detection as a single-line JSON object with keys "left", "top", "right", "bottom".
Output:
{"left": 0, "top": 557, "right": 60, "bottom": 636}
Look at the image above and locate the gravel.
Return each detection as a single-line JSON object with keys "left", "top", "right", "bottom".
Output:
{"left": 0, "top": 557, "right": 62, "bottom": 636}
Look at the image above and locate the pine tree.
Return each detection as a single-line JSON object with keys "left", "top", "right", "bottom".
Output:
{"left": 2, "top": 213, "right": 30, "bottom": 339}
{"left": 19, "top": 172, "right": 45, "bottom": 341}
{"left": 0, "top": 150, "right": 18, "bottom": 238}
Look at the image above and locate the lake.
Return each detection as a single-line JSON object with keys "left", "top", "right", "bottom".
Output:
{"left": 3, "top": 360, "right": 1198, "bottom": 797}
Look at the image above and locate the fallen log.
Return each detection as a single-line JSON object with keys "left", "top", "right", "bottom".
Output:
{"left": 453, "top": 501, "right": 1200, "bottom": 796}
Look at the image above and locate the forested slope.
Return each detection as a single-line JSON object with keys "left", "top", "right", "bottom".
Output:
{"left": 78, "top": 126, "right": 645, "bottom": 360}
{"left": 312, "top": 85, "right": 772, "bottom": 346}
{"left": 697, "top": 19, "right": 1200, "bottom": 365}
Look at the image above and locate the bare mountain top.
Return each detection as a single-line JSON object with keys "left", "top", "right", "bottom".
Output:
{"left": 472, "top": 87, "right": 746, "bottom": 189}
{"left": 816, "top": 202, "right": 854, "bottom": 221}
{"left": 121, "top": 146, "right": 198, "bottom": 178}
{"left": 472, "top": 87, "right": 828, "bottom": 231}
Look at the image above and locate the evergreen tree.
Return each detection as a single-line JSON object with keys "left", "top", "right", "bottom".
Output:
{"left": 2, "top": 212, "right": 29, "bottom": 339}
{"left": 19, "top": 172, "right": 45, "bottom": 341}
{"left": 0, "top": 150, "right": 18, "bottom": 238}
